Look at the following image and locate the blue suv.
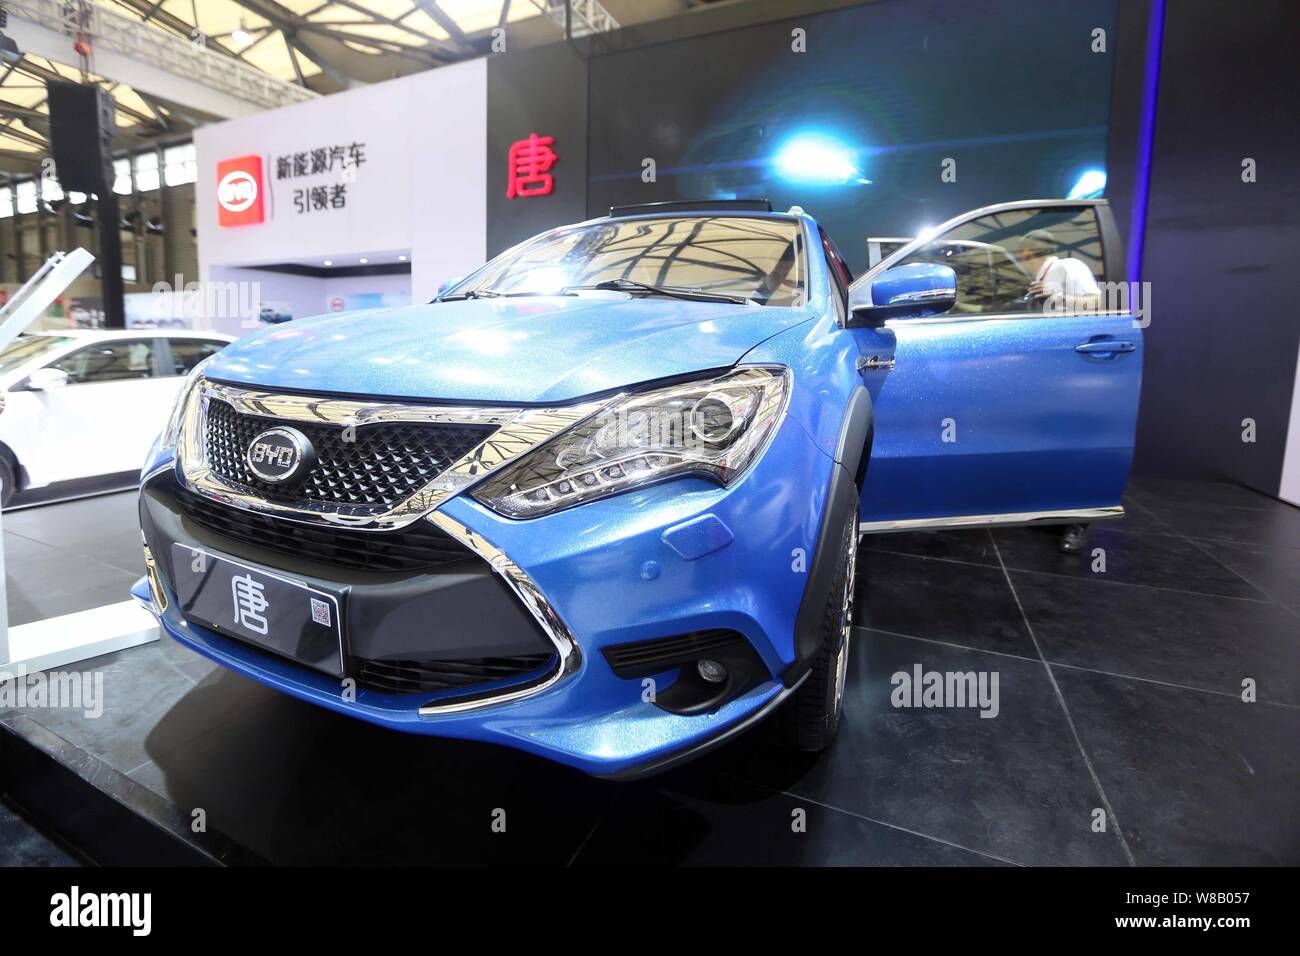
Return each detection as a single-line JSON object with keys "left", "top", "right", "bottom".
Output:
{"left": 134, "top": 198, "right": 1141, "bottom": 778}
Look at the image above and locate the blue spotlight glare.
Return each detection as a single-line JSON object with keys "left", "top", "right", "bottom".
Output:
{"left": 1067, "top": 168, "right": 1107, "bottom": 199}
{"left": 772, "top": 133, "right": 870, "bottom": 186}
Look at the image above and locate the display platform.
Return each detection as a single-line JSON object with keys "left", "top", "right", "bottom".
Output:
{"left": 2, "top": 482, "right": 1298, "bottom": 866}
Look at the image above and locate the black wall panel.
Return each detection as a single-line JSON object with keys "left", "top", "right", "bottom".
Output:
{"left": 1131, "top": 0, "right": 1300, "bottom": 490}
{"left": 486, "top": 43, "right": 589, "bottom": 257}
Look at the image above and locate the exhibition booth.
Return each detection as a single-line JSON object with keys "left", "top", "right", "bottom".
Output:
{"left": 194, "top": 59, "right": 488, "bottom": 329}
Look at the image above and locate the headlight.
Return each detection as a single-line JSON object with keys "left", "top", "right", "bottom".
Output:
{"left": 471, "top": 365, "right": 790, "bottom": 518}
{"left": 159, "top": 358, "right": 214, "bottom": 453}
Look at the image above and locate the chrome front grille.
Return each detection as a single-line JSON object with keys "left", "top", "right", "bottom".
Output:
{"left": 179, "top": 380, "right": 607, "bottom": 531}
{"left": 204, "top": 398, "right": 497, "bottom": 514}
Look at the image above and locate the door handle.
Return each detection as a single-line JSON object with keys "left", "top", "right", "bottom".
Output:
{"left": 1075, "top": 340, "right": 1135, "bottom": 356}
{"left": 857, "top": 354, "right": 895, "bottom": 372}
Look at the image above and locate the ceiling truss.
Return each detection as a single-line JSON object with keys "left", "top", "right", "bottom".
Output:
{"left": 0, "top": 0, "right": 641, "bottom": 175}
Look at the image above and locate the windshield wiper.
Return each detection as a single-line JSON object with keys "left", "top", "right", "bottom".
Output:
{"left": 568, "top": 278, "right": 751, "bottom": 305}
{"left": 438, "top": 290, "right": 579, "bottom": 302}
{"left": 437, "top": 290, "right": 502, "bottom": 301}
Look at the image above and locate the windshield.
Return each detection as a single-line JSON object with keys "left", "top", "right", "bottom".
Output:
{"left": 452, "top": 216, "right": 806, "bottom": 306}
{"left": 0, "top": 335, "right": 71, "bottom": 377}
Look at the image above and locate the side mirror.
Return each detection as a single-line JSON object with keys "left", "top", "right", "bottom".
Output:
{"left": 24, "top": 367, "right": 69, "bottom": 391}
{"left": 848, "top": 262, "right": 957, "bottom": 325}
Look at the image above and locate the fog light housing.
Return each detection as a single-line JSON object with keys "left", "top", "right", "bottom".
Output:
{"left": 697, "top": 658, "right": 727, "bottom": 684}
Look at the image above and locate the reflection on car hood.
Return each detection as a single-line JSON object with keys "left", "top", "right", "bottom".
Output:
{"left": 203, "top": 296, "right": 812, "bottom": 403}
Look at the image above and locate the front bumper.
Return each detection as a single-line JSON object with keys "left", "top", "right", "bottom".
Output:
{"left": 136, "top": 413, "right": 836, "bottom": 778}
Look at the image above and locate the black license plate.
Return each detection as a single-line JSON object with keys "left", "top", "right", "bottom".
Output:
{"left": 170, "top": 544, "right": 345, "bottom": 676}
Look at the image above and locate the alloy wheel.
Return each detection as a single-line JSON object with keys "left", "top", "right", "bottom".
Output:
{"left": 832, "top": 517, "right": 858, "bottom": 716}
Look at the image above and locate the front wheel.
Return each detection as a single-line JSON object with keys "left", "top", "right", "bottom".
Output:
{"left": 789, "top": 505, "right": 859, "bottom": 752}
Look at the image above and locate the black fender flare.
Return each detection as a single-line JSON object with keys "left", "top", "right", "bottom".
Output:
{"left": 835, "top": 385, "right": 874, "bottom": 488}
{"left": 782, "top": 386, "right": 873, "bottom": 686}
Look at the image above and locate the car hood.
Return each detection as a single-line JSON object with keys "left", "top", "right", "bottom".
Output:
{"left": 204, "top": 295, "right": 812, "bottom": 404}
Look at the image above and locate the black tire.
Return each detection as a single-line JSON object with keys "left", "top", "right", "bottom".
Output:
{"left": 0, "top": 456, "right": 15, "bottom": 509}
{"left": 788, "top": 505, "right": 859, "bottom": 752}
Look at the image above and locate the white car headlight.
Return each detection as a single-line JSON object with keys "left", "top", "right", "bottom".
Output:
{"left": 159, "top": 358, "right": 214, "bottom": 454}
{"left": 471, "top": 365, "right": 790, "bottom": 518}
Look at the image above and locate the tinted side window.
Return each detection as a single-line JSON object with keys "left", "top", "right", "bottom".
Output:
{"left": 168, "top": 339, "right": 226, "bottom": 376}
{"left": 51, "top": 340, "right": 156, "bottom": 384}
{"left": 899, "top": 206, "right": 1103, "bottom": 315}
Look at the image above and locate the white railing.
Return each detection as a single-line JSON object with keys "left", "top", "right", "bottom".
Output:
{"left": 9, "top": 0, "right": 318, "bottom": 110}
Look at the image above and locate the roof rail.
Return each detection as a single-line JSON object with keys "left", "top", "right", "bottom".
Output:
{"left": 607, "top": 199, "right": 774, "bottom": 217}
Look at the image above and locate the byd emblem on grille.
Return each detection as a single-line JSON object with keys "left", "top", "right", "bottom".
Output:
{"left": 246, "top": 426, "right": 315, "bottom": 483}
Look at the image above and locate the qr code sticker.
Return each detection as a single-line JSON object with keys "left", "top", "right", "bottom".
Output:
{"left": 310, "top": 598, "right": 332, "bottom": 627}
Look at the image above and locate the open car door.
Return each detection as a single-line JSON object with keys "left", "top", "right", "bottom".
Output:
{"left": 846, "top": 199, "right": 1142, "bottom": 530}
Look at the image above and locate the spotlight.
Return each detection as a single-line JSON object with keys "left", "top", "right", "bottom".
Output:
{"left": 359, "top": 257, "right": 368, "bottom": 264}
{"left": 773, "top": 132, "right": 870, "bottom": 186}
{"left": 1067, "top": 168, "right": 1107, "bottom": 199}
{"left": 323, "top": 259, "right": 333, "bottom": 266}
{"left": 231, "top": 20, "right": 254, "bottom": 48}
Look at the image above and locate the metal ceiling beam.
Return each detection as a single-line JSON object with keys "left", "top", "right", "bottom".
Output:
{"left": 0, "top": 116, "right": 47, "bottom": 148}
{"left": 107, "top": 0, "right": 245, "bottom": 60}
{"left": 229, "top": 0, "right": 454, "bottom": 83}
{"left": 412, "top": 1, "right": 473, "bottom": 51}
{"left": 539, "top": 0, "right": 619, "bottom": 38}
{"left": 9, "top": 58, "right": 157, "bottom": 127}
{"left": 280, "top": 28, "right": 355, "bottom": 90}
{"left": 283, "top": 30, "right": 307, "bottom": 87}
{"left": 6, "top": 0, "right": 317, "bottom": 115}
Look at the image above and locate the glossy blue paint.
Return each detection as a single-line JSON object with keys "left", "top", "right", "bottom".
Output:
{"left": 867, "top": 262, "right": 957, "bottom": 314}
{"left": 202, "top": 293, "right": 813, "bottom": 404}
{"left": 137, "top": 407, "right": 835, "bottom": 775}
{"left": 661, "top": 513, "right": 734, "bottom": 561}
{"left": 854, "top": 311, "right": 1143, "bottom": 521}
{"left": 138, "top": 202, "right": 1143, "bottom": 776}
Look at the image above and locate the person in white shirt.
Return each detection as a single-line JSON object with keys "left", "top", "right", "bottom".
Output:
{"left": 1016, "top": 229, "right": 1103, "bottom": 313}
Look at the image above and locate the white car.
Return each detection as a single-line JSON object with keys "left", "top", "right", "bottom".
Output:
{"left": 0, "top": 329, "right": 234, "bottom": 506}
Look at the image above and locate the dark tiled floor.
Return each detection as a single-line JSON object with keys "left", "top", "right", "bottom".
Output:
{"left": 0, "top": 801, "right": 80, "bottom": 866}
{"left": 1, "top": 479, "right": 1297, "bottom": 865}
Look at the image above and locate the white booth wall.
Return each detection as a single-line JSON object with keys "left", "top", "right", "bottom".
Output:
{"left": 194, "top": 58, "right": 487, "bottom": 334}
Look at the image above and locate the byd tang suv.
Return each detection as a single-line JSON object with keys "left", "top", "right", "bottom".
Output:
{"left": 133, "top": 199, "right": 1141, "bottom": 778}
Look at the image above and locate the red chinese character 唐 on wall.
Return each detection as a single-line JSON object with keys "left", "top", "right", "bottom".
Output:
{"left": 506, "top": 133, "right": 557, "bottom": 199}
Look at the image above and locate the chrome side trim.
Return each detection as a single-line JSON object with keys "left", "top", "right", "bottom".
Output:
{"left": 140, "top": 459, "right": 176, "bottom": 486}
{"left": 178, "top": 380, "right": 607, "bottom": 531}
{"left": 858, "top": 506, "right": 1124, "bottom": 534}
{"left": 139, "top": 537, "right": 166, "bottom": 617}
{"left": 420, "top": 512, "right": 581, "bottom": 715}
{"left": 884, "top": 308, "right": 1131, "bottom": 328}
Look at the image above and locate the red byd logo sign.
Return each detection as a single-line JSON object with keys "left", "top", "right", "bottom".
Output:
{"left": 217, "top": 155, "right": 265, "bottom": 227}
